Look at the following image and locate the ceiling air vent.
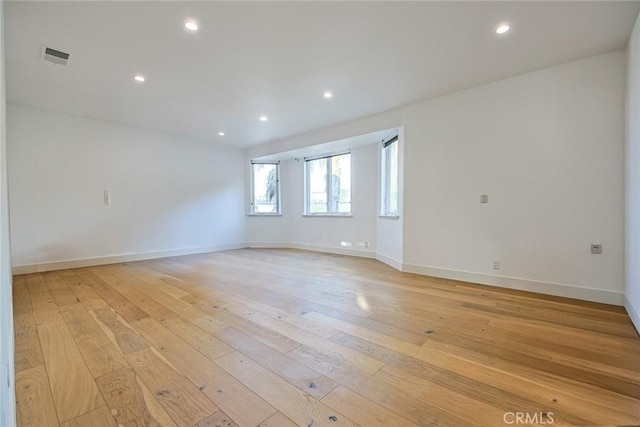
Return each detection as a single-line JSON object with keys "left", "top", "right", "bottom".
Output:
{"left": 41, "top": 46, "right": 70, "bottom": 66}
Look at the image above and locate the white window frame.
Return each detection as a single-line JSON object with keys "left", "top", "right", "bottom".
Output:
{"left": 381, "top": 135, "right": 399, "bottom": 217}
{"left": 304, "top": 151, "right": 352, "bottom": 216}
{"left": 250, "top": 161, "right": 281, "bottom": 215}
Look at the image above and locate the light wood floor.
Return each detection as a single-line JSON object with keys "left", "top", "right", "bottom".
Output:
{"left": 12, "top": 249, "right": 640, "bottom": 426}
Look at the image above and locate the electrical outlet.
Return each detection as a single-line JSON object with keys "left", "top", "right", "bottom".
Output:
{"left": 103, "top": 190, "right": 110, "bottom": 205}
{"left": 591, "top": 244, "right": 602, "bottom": 255}
{"left": 493, "top": 260, "right": 500, "bottom": 270}
{"left": 481, "top": 195, "right": 489, "bottom": 204}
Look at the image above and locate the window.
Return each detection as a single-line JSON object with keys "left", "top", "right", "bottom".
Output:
{"left": 250, "top": 162, "right": 280, "bottom": 214}
{"left": 305, "top": 152, "right": 351, "bottom": 214}
{"left": 381, "top": 135, "right": 399, "bottom": 216}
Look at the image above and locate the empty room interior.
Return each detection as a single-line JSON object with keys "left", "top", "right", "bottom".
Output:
{"left": 2, "top": 1, "right": 640, "bottom": 426}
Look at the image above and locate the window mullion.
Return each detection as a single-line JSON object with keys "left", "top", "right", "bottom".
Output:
{"left": 326, "top": 159, "right": 332, "bottom": 213}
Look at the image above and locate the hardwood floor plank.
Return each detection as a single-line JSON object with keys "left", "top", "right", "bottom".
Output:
{"left": 130, "top": 317, "right": 277, "bottom": 427}
{"left": 446, "top": 316, "right": 640, "bottom": 368}
{"left": 14, "top": 311, "right": 44, "bottom": 372}
{"left": 185, "top": 299, "right": 301, "bottom": 354}
{"left": 59, "top": 304, "right": 129, "bottom": 377}
{"left": 31, "top": 290, "right": 60, "bottom": 324}
{"left": 105, "top": 267, "right": 227, "bottom": 333}
{"left": 160, "top": 316, "right": 234, "bottom": 361}
{"left": 331, "top": 331, "right": 637, "bottom": 425}
{"left": 428, "top": 325, "right": 640, "bottom": 398}
{"left": 44, "top": 271, "right": 69, "bottom": 291}
{"left": 215, "top": 327, "right": 338, "bottom": 400}
{"left": 215, "top": 352, "right": 359, "bottom": 427}
{"left": 195, "top": 411, "right": 239, "bottom": 427}
{"left": 37, "top": 313, "right": 105, "bottom": 422}
{"left": 51, "top": 288, "right": 80, "bottom": 307}
{"left": 12, "top": 291, "right": 32, "bottom": 316}
{"left": 257, "top": 412, "right": 298, "bottom": 427}
{"left": 96, "top": 367, "right": 177, "bottom": 427}
{"left": 27, "top": 273, "right": 49, "bottom": 294}
{"left": 125, "top": 347, "right": 218, "bottom": 427}
{"left": 15, "top": 365, "right": 59, "bottom": 427}
{"left": 321, "top": 385, "right": 418, "bottom": 427}
{"left": 80, "top": 271, "right": 150, "bottom": 322}
{"left": 374, "top": 365, "right": 514, "bottom": 426}
{"left": 59, "top": 406, "right": 116, "bottom": 427}
{"left": 304, "top": 310, "right": 425, "bottom": 355}
{"left": 201, "top": 286, "right": 338, "bottom": 340}
{"left": 465, "top": 301, "right": 639, "bottom": 338}
{"left": 91, "top": 270, "right": 179, "bottom": 322}
{"left": 490, "top": 316, "right": 640, "bottom": 355}
{"left": 289, "top": 344, "right": 476, "bottom": 427}
{"left": 91, "top": 308, "right": 150, "bottom": 355}
{"left": 67, "top": 282, "right": 111, "bottom": 312}
{"left": 13, "top": 274, "right": 29, "bottom": 295}
{"left": 423, "top": 338, "right": 640, "bottom": 424}
{"left": 189, "top": 294, "right": 384, "bottom": 376}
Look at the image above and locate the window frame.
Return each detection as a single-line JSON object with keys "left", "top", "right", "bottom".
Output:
{"left": 304, "top": 151, "right": 352, "bottom": 216}
{"left": 381, "top": 135, "right": 399, "bottom": 217}
{"left": 250, "top": 161, "right": 281, "bottom": 215}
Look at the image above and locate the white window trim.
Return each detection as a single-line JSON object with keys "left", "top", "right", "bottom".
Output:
{"left": 250, "top": 161, "right": 281, "bottom": 215}
{"left": 304, "top": 151, "right": 352, "bottom": 216}
{"left": 381, "top": 135, "right": 399, "bottom": 216}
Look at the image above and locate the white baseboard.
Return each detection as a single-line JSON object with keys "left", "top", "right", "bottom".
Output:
{"left": 12, "top": 243, "right": 626, "bottom": 309}
{"left": 625, "top": 295, "right": 640, "bottom": 335}
{"left": 291, "top": 242, "right": 376, "bottom": 259}
{"left": 13, "top": 241, "right": 374, "bottom": 275}
{"left": 247, "top": 241, "right": 376, "bottom": 259}
{"left": 402, "top": 262, "right": 624, "bottom": 306}
{"left": 11, "top": 243, "right": 247, "bottom": 275}
{"left": 376, "top": 252, "right": 403, "bottom": 270}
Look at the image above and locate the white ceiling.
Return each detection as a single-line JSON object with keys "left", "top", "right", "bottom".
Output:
{"left": 5, "top": 1, "right": 640, "bottom": 148}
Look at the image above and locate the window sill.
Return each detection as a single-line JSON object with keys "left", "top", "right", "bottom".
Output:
{"left": 302, "top": 214, "right": 353, "bottom": 218}
{"left": 246, "top": 214, "right": 282, "bottom": 217}
{"left": 379, "top": 215, "right": 400, "bottom": 219}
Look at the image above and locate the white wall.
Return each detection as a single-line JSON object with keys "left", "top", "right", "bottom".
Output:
{"left": 0, "top": 0, "right": 17, "bottom": 424}
{"left": 8, "top": 105, "right": 246, "bottom": 272}
{"left": 625, "top": 12, "right": 640, "bottom": 332}
{"left": 248, "top": 50, "right": 626, "bottom": 305}
{"left": 247, "top": 144, "right": 378, "bottom": 257}
{"left": 403, "top": 51, "right": 625, "bottom": 304}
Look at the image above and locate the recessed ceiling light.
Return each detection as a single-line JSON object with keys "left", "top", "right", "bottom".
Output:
{"left": 323, "top": 91, "right": 333, "bottom": 98}
{"left": 185, "top": 20, "right": 199, "bottom": 32}
{"left": 218, "top": 132, "right": 225, "bottom": 136}
{"left": 260, "top": 116, "right": 268, "bottom": 122}
{"left": 133, "top": 74, "right": 145, "bottom": 83}
{"left": 496, "top": 24, "right": 510, "bottom": 34}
